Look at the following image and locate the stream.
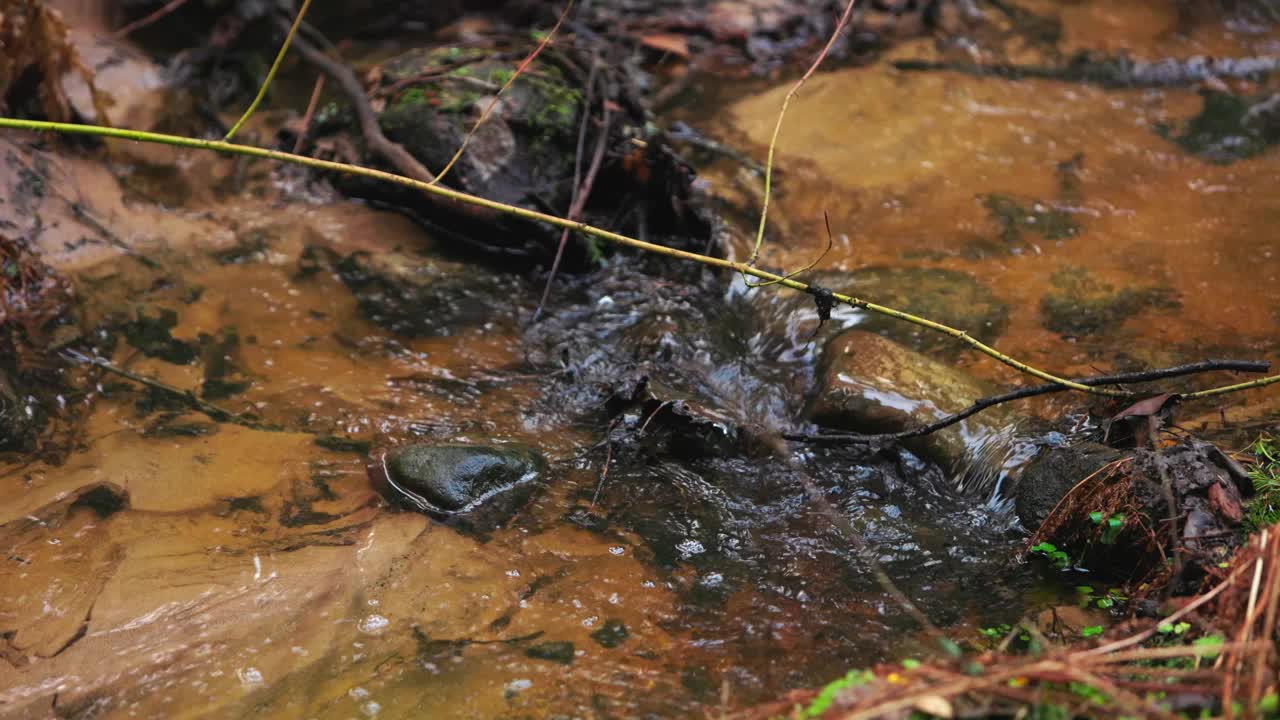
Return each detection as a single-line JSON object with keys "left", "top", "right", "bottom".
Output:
{"left": 2, "top": 1, "right": 1279, "bottom": 718}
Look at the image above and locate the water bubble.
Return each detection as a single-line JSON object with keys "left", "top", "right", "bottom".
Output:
{"left": 361, "top": 700, "right": 382, "bottom": 717}
{"left": 358, "top": 614, "right": 389, "bottom": 634}
{"left": 608, "top": 546, "right": 625, "bottom": 556}
{"left": 237, "top": 667, "right": 263, "bottom": 686}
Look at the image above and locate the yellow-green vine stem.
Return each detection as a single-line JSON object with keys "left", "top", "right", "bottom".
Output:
{"left": 223, "top": 0, "right": 314, "bottom": 141}
{"left": 3, "top": 117, "right": 1277, "bottom": 399}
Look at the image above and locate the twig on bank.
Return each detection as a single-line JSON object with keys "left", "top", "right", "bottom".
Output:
{"left": 787, "top": 359, "right": 1272, "bottom": 444}
{"left": 112, "top": 0, "right": 191, "bottom": 38}
{"left": 279, "top": 20, "right": 438, "bottom": 185}
{"left": 292, "top": 73, "right": 326, "bottom": 155}
{"left": 535, "top": 82, "right": 612, "bottom": 320}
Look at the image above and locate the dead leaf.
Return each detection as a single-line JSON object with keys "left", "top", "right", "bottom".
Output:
{"left": 1112, "top": 393, "right": 1180, "bottom": 422}
{"left": 1208, "top": 480, "right": 1244, "bottom": 524}
{"left": 640, "top": 33, "right": 690, "bottom": 58}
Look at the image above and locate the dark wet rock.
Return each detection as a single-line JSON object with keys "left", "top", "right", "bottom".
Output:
{"left": 590, "top": 619, "right": 629, "bottom": 649}
{"left": 525, "top": 640, "right": 575, "bottom": 664}
{"left": 808, "top": 330, "right": 1000, "bottom": 473}
{"left": 335, "top": 250, "right": 520, "bottom": 337}
{"left": 1013, "top": 442, "right": 1127, "bottom": 531}
{"left": 1039, "top": 266, "right": 1180, "bottom": 338}
{"left": 527, "top": 262, "right": 804, "bottom": 444}
{"left": 610, "top": 375, "right": 741, "bottom": 458}
{"left": 1160, "top": 91, "right": 1280, "bottom": 164}
{"left": 751, "top": 267, "right": 1008, "bottom": 356}
{"left": 1029, "top": 439, "right": 1250, "bottom": 589}
{"left": 368, "top": 443, "right": 547, "bottom": 533}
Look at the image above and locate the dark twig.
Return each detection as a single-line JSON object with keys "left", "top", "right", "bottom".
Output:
{"left": 292, "top": 74, "right": 325, "bottom": 155}
{"left": 787, "top": 359, "right": 1271, "bottom": 444}
{"left": 279, "top": 20, "right": 438, "bottom": 185}
{"left": 534, "top": 85, "right": 613, "bottom": 320}
{"left": 112, "top": 0, "right": 192, "bottom": 38}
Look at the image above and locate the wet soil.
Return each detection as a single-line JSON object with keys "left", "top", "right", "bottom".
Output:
{"left": 2, "top": 1, "right": 1280, "bottom": 718}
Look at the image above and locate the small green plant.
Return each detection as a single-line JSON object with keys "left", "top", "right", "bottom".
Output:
{"left": 1246, "top": 435, "right": 1280, "bottom": 531}
{"left": 1030, "top": 541, "right": 1071, "bottom": 570}
{"left": 1075, "top": 585, "right": 1127, "bottom": 610}
{"left": 802, "top": 669, "right": 873, "bottom": 718}
{"left": 1080, "top": 625, "right": 1104, "bottom": 638}
{"left": 1156, "top": 620, "right": 1191, "bottom": 636}
{"left": 1089, "top": 511, "right": 1126, "bottom": 544}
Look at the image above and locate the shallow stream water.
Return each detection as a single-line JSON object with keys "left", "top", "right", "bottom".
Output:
{"left": 2, "top": 2, "right": 1280, "bottom": 718}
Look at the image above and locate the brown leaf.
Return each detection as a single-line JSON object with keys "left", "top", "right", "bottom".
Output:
{"left": 1112, "top": 393, "right": 1179, "bottom": 422}
{"left": 640, "top": 33, "right": 690, "bottom": 58}
{"left": 1209, "top": 480, "right": 1244, "bottom": 524}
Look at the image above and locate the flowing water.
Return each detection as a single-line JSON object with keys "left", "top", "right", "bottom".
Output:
{"left": 2, "top": 1, "right": 1280, "bottom": 718}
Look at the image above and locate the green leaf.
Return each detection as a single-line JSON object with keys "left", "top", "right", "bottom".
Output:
{"left": 1192, "top": 634, "right": 1225, "bottom": 658}
{"left": 1089, "top": 511, "right": 1104, "bottom": 524}
{"left": 901, "top": 658, "right": 921, "bottom": 670}
{"left": 803, "top": 669, "right": 872, "bottom": 718}
{"left": 1081, "top": 625, "right": 1104, "bottom": 637}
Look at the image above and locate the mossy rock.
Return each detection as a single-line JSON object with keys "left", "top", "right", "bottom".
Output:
{"left": 1039, "top": 266, "right": 1180, "bottom": 338}
{"left": 374, "top": 48, "right": 581, "bottom": 209}
{"left": 335, "top": 250, "right": 519, "bottom": 337}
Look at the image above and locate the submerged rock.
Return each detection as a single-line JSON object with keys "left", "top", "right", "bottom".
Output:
{"left": 335, "top": 250, "right": 519, "bottom": 337}
{"left": 1160, "top": 91, "right": 1280, "bottom": 164}
{"left": 1039, "top": 266, "right": 1179, "bottom": 338}
{"left": 369, "top": 444, "right": 547, "bottom": 533}
{"left": 808, "top": 330, "right": 1001, "bottom": 473}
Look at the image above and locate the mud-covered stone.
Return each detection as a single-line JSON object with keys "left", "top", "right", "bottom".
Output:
{"left": 369, "top": 444, "right": 547, "bottom": 533}
{"left": 808, "top": 330, "right": 999, "bottom": 472}
{"left": 1013, "top": 442, "right": 1127, "bottom": 531}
